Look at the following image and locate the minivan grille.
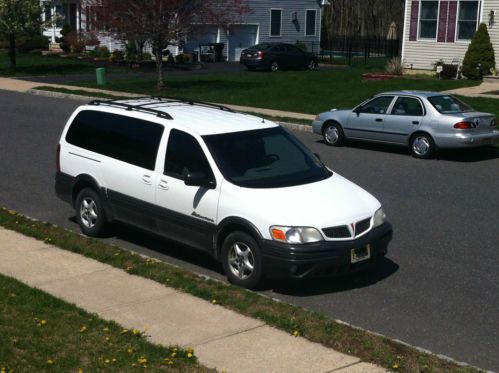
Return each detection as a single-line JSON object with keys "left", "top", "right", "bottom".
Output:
{"left": 355, "top": 218, "right": 371, "bottom": 236}
{"left": 322, "top": 217, "right": 372, "bottom": 239}
{"left": 322, "top": 225, "right": 351, "bottom": 239}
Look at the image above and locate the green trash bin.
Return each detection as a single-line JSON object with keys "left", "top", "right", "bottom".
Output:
{"left": 96, "top": 67, "right": 107, "bottom": 85}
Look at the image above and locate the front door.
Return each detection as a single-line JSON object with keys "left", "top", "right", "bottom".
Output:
{"left": 383, "top": 96, "right": 425, "bottom": 144}
{"left": 155, "top": 129, "right": 220, "bottom": 252}
{"left": 345, "top": 96, "right": 395, "bottom": 141}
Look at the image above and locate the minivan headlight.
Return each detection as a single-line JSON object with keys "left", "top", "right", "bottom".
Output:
{"left": 270, "top": 226, "right": 323, "bottom": 244}
{"left": 373, "top": 207, "right": 386, "bottom": 228}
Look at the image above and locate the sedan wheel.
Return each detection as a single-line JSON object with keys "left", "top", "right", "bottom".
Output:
{"left": 308, "top": 60, "right": 318, "bottom": 71}
{"left": 222, "top": 232, "right": 264, "bottom": 289}
{"left": 410, "top": 134, "right": 435, "bottom": 159}
{"left": 323, "top": 122, "right": 345, "bottom": 146}
{"left": 270, "top": 61, "right": 279, "bottom": 72}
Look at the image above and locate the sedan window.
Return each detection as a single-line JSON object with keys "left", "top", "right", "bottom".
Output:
{"left": 391, "top": 97, "right": 424, "bottom": 116}
{"left": 428, "top": 95, "right": 473, "bottom": 114}
{"left": 359, "top": 96, "right": 394, "bottom": 114}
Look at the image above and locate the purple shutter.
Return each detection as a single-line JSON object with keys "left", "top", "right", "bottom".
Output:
{"left": 437, "top": 1, "right": 449, "bottom": 42}
{"left": 446, "top": 1, "right": 458, "bottom": 42}
{"left": 409, "top": 1, "right": 420, "bottom": 41}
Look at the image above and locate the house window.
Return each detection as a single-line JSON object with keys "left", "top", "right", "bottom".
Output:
{"left": 419, "top": 1, "right": 439, "bottom": 39}
{"left": 270, "top": 9, "right": 282, "bottom": 37}
{"left": 305, "top": 10, "right": 317, "bottom": 36}
{"left": 457, "top": 1, "right": 480, "bottom": 40}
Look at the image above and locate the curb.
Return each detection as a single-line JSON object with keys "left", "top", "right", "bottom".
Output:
{"left": 28, "top": 88, "right": 314, "bottom": 133}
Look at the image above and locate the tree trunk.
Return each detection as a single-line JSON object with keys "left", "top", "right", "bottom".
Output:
{"left": 156, "top": 50, "right": 164, "bottom": 90}
{"left": 9, "top": 34, "right": 17, "bottom": 71}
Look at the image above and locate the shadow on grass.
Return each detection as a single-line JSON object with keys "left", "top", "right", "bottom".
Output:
{"left": 268, "top": 257, "right": 399, "bottom": 296}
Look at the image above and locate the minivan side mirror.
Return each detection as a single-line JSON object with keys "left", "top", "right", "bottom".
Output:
{"left": 184, "top": 172, "right": 216, "bottom": 189}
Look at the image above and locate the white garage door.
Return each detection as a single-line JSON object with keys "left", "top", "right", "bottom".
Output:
{"left": 228, "top": 25, "right": 258, "bottom": 62}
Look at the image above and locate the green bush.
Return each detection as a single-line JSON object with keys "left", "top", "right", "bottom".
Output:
{"left": 109, "top": 49, "right": 125, "bottom": 62}
{"left": 462, "top": 23, "right": 495, "bottom": 79}
{"left": 141, "top": 52, "right": 152, "bottom": 61}
{"left": 17, "top": 35, "right": 50, "bottom": 52}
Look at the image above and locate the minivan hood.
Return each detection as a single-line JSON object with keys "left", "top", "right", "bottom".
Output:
{"left": 234, "top": 173, "right": 381, "bottom": 229}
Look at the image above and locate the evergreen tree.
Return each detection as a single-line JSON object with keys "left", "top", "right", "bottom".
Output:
{"left": 462, "top": 23, "right": 496, "bottom": 80}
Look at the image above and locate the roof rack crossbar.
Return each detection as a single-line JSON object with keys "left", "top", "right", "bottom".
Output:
{"left": 150, "top": 96, "right": 236, "bottom": 113}
{"left": 89, "top": 99, "right": 173, "bottom": 120}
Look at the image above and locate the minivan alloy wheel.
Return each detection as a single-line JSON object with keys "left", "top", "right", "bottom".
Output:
{"left": 80, "top": 198, "right": 98, "bottom": 228}
{"left": 228, "top": 242, "right": 254, "bottom": 280}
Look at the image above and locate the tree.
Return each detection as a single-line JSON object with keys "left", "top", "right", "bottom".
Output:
{"left": 96, "top": 0, "right": 250, "bottom": 89}
{"left": 462, "top": 23, "right": 496, "bottom": 80}
{"left": 0, "top": 0, "right": 42, "bottom": 70}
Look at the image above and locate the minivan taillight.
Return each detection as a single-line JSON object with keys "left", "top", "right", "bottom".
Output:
{"left": 453, "top": 121, "right": 475, "bottom": 129}
{"left": 56, "top": 144, "right": 61, "bottom": 172}
{"left": 257, "top": 51, "right": 263, "bottom": 60}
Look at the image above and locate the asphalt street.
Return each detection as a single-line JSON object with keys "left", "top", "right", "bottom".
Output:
{"left": 1, "top": 90, "right": 498, "bottom": 371}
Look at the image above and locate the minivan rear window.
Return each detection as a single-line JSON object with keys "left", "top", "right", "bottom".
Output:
{"left": 66, "top": 110, "right": 164, "bottom": 170}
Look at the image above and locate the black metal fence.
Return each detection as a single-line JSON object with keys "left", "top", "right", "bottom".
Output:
{"left": 294, "top": 36, "right": 401, "bottom": 64}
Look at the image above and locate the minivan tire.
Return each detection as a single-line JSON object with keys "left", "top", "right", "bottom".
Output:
{"left": 75, "top": 188, "right": 107, "bottom": 237}
{"left": 221, "top": 231, "right": 264, "bottom": 289}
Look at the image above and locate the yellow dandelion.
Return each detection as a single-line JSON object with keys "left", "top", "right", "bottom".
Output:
{"left": 104, "top": 359, "right": 110, "bottom": 364}
{"left": 127, "top": 348, "right": 134, "bottom": 353}
{"left": 211, "top": 299, "right": 217, "bottom": 304}
{"left": 137, "top": 356, "right": 147, "bottom": 364}
{"left": 10, "top": 293, "right": 16, "bottom": 298}
{"left": 47, "top": 359, "right": 54, "bottom": 365}
{"left": 186, "top": 347, "right": 194, "bottom": 354}
{"left": 79, "top": 326, "right": 87, "bottom": 332}
{"left": 392, "top": 364, "right": 399, "bottom": 370}
{"left": 187, "top": 352, "right": 193, "bottom": 358}
{"left": 78, "top": 369, "right": 83, "bottom": 373}
{"left": 112, "top": 358, "right": 116, "bottom": 362}
{"left": 131, "top": 363, "right": 136, "bottom": 367}
{"left": 132, "top": 329, "right": 141, "bottom": 335}
{"left": 292, "top": 330, "right": 299, "bottom": 337}
{"left": 105, "top": 337, "right": 110, "bottom": 341}
{"left": 103, "top": 327, "right": 109, "bottom": 332}
{"left": 121, "top": 329, "right": 129, "bottom": 334}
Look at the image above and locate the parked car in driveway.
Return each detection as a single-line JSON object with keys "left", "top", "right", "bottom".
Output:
{"left": 240, "top": 43, "right": 318, "bottom": 71}
{"left": 312, "top": 91, "right": 499, "bottom": 158}
{"left": 55, "top": 97, "right": 392, "bottom": 289}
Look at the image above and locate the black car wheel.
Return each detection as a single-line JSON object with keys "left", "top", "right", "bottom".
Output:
{"left": 221, "top": 231, "right": 264, "bottom": 289}
{"left": 307, "top": 60, "right": 318, "bottom": 71}
{"left": 323, "top": 122, "right": 345, "bottom": 146}
{"left": 270, "top": 60, "right": 279, "bottom": 72}
{"left": 75, "top": 188, "right": 107, "bottom": 237}
{"left": 410, "top": 133, "right": 435, "bottom": 159}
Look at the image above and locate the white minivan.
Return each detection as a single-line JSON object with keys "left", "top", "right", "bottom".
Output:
{"left": 56, "top": 98, "right": 392, "bottom": 289}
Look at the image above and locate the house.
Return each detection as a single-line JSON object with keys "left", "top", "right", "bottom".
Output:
{"left": 41, "top": 0, "right": 327, "bottom": 61}
{"left": 401, "top": 0, "right": 499, "bottom": 70}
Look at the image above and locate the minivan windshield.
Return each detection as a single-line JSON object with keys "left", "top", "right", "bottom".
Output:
{"left": 428, "top": 95, "right": 474, "bottom": 114}
{"left": 203, "top": 127, "right": 332, "bottom": 188}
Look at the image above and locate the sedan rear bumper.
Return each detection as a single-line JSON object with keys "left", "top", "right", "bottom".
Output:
{"left": 436, "top": 130, "right": 499, "bottom": 148}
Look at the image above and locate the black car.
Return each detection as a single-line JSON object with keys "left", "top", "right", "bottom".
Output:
{"left": 240, "top": 43, "right": 318, "bottom": 72}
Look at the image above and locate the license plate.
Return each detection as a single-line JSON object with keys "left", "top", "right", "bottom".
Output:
{"left": 351, "top": 245, "right": 371, "bottom": 263}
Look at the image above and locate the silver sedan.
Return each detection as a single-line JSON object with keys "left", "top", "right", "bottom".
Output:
{"left": 312, "top": 91, "right": 499, "bottom": 158}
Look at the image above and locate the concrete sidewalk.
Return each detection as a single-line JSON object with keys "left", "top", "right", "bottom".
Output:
{"left": 0, "top": 227, "right": 386, "bottom": 373}
{"left": 0, "top": 77, "right": 315, "bottom": 121}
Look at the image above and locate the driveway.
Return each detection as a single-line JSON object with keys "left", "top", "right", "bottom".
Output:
{"left": 0, "top": 90, "right": 498, "bottom": 371}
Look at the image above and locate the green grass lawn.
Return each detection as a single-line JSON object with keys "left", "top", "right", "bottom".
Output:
{"left": 0, "top": 52, "right": 96, "bottom": 76}
{"left": 0, "top": 273, "right": 211, "bottom": 372}
{"left": 71, "top": 66, "right": 479, "bottom": 114}
{"left": 456, "top": 95, "right": 499, "bottom": 118}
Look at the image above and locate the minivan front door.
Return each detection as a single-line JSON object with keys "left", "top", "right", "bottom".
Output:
{"left": 155, "top": 129, "right": 220, "bottom": 252}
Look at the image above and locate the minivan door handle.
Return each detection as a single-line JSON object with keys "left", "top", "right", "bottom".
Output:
{"left": 158, "top": 180, "right": 169, "bottom": 190}
{"left": 142, "top": 174, "right": 152, "bottom": 185}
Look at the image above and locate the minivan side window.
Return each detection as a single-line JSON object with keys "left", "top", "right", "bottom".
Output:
{"left": 164, "top": 129, "right": 214, "bottom": 180}
{"left": 66, "top": 110, "right": 164, "bottom": 170}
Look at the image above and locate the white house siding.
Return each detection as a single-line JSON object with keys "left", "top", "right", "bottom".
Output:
{"left": 402, "top": 0, "right": 499, "bottom": 70}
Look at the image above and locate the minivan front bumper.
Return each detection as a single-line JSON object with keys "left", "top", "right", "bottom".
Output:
{"left": 260, "top": 222, "right": 392, "bottom": 278}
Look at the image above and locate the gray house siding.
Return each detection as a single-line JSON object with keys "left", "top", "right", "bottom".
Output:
{"left": 402, "top": 0, "right": 499, "bottom": 70}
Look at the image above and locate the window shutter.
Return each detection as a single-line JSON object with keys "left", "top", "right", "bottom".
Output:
{"left": 446, "top": 1, "right": 458, "bottom": 42}
{"left": 437, "top": 1, "right": 449, "bottom": 42}
{"left": 409, "top": 1, "right": 419, "bottom": 41}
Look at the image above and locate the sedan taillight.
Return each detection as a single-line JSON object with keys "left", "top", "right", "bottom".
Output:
{"left": 453, "top": 121, "right": 475, "bottom": 129}
{"left": 257, "top": 51, "right": 263, "bottom": 60}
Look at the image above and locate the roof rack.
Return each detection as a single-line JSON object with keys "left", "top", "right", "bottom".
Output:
{"left": 89, "top": 99, "right": 173, "bottom": 120}
{"left": 149, "top": 96, "right": 236, "bottom": 113}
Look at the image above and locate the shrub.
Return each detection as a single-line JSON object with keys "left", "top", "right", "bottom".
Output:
{"left": 84, "top": 33, "right": 100, "bottom": 47}
{"left": 109, "top": 50, "right": 125, "bottom": 63}
{"left": 141, "top": 52, "right": 152, "bottom": 61}
{"left": 60, "top": 24, "right": 73, "bottom": 39}
{"left": 175, "top": 53, "right": 190, "bottom": 64}
{"left": 88, "top": 46, "right": 110, "bottom": 58}
{"left": 386, "top": 57, "right": 403, "bottom": 75}
{"left": 462, "top": 23, "right": 495, "bottom": 79}
{"left": 71, "top": 41, "right": 86, "bottom": 53}
{"left": 18, "top": 35, "right": 49, "bottom": 52}
{"left": 441, "top": 64, "right": 459, "bottom": 79}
